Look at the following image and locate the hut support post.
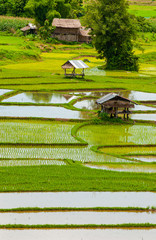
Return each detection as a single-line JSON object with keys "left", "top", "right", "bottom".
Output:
{"left": 127, "top": 108, "right": 129, "bottom": 120}
{"left": 82, "top": 68, "right": 84, "bottom": 77}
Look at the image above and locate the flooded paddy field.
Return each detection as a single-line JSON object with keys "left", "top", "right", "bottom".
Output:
{"left": 2, "top": 92, "right": 78, "bottom": 104}
{"left": 85, "top": 163, "right": 156, "bottom": 173}
{"left": 0, "top": 89, "right": 12, "bottom": 96}
{"left": 0, "top": 211, "right": 155, "bottom": 225}
{"left": 0, "top": 229, "right": 156, "bottom": 240}
{"left": 1, "top": 90, "right": 156, "bottom": 122}
{"left": 0, "top": 106, "right": 89, "bottom": 119}
{"left": 100, "top": 146, "right": 156, "bottom": 155}
{"left": 0, "top": 192, "right": 155, "bottom": 209}
{"left": 2, "top": 89, "right": 156, "bottom": 103}
{"left": 0, "top": 147, "right": 128, "bottom": 163}
{"left": 127, "top": 156, "right": 156, "bottom": 163}
{"left": 68, "top": 90, "right": 156, "bottom": 101}
{"left": 0, "top": 120, "right": 78, "bottom": 144}
{"left": 131, "top": 113, "right": 156, "bottom": 121}
{"left": 77, "top": 124, "right": 156, "bottom": 146}
{"left": 0, "top": 160, "right": 66, "bottom": 167}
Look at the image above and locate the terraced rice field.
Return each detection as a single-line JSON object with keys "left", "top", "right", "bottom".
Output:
{"left": 0, "top": 30, "right": 156, "bottom": 234}
{"left": 0, "top": 120, "right": 78, "bottom": 144}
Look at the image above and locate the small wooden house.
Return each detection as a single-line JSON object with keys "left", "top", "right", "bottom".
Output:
{"left": 62, "top": 60, "right": 89, "bottom": 77}
{"left": 21, "top": 23, "right": 37, "bottom": 35}
{"left": 96, "top": 93, "right": 137, "bottom": 120}
{"left": 52, "top": 18, "right": 91, "bottom": 43}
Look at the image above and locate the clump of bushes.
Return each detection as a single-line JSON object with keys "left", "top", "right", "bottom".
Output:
{"left": 92, "top": 112, "right": 124, "bottom": 124}
{"left": 136, "top": 16, "right": 156, "bottom": 33}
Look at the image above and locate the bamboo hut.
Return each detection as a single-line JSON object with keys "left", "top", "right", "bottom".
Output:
{"left": 96, "top": 93, "right": 137, "bottom": 120}
{"left": 52, "top": 18, "right": 91, "bottom": 43}
{"left": 62, "top": 60, "right": 89, "bottom": 77}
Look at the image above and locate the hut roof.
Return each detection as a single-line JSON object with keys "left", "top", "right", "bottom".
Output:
{"left": 96, "top": 93, "right": 137, "bottom": 105}
{"left": 62, "top": 60, "right": 89, "bottom": 69}
{"left": 52, "top": 18, "right": 81, "bottom": 29}
{"left": 21, "top": 23, "right": 37, "bottom": 32}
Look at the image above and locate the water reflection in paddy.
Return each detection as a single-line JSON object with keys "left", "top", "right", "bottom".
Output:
{"left": 85, "top": 164, "right": 156, "bottom": 173}
{"left": 128, "top": 156, "right": 156, "bottom": 163}
{"left": 0, "top": 106, "right": 89, "bottom": 119}
{"left": 0, "top": 211, "right": 155, "bottom": 225}
{"left": 74, "top": 99, "right": 98, "bottom": 110}
{"left": 129, "top": 91, "right": 156, "bottom": 101}
{"left": 131, "top": 113, "right": 156, "bottom": 121}
{"left": 1, "top": 229, "right": 156, "bottom": 240}
{"left": 70, "top": 90, "right": 156, "bottom": 102}
{"left": 0, "top": 192, "right": 155, "bottom": 209}
{"left": 2, "top": 92, "right": 77, "bottom": 104}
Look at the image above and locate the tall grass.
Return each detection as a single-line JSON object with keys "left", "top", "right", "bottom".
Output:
{"left": 0, "top": 16, "right": 33, "bottom": 32}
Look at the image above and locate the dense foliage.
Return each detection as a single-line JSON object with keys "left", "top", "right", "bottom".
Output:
{"left": 0, "top": 0, "right": 83, "bottom": 24}
{"left": 84, "top": 0, "right": 139, "bottom": 71}
{"left": 0, "top": 0, "right": 28, "bottom": 17}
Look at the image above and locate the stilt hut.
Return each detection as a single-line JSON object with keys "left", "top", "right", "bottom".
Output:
{"left": 61, "top": 60, "right": 89, "bottom": 77}
{"left": 96, "top": 93, "right": 137, "bottom": 120}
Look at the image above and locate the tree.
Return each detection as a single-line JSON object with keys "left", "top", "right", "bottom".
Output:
{"left": 84, "top": 0, "right": 139, "bottom": 71}
{"left": 25, "top": 0, "right": 73, "bottom": 26}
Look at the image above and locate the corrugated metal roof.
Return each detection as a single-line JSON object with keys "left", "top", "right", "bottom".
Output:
{"left": 28, "top": 23, "right": 37, "bottom": 29}
{"left": 96, "top": 93, "right": 118, "bottom": 104}
{"left": 96, "top": 93, "right": 137, "bottom": 105}
{"left": 69, "top": 60, "right": 89, "bottom": 69}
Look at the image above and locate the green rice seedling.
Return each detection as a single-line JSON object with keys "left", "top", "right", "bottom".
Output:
{"left": 0, "top": 146, "right": 129, "bottom": 163}
{"left": 100, "top": 146, "right": 156, "bottom": 155}
{"left": 77, "top": 124, "right": 156, "bottom": 146}
{"left": 0, "top": 120, "right": 79, "bottom": 144}
{"left": 0, "top": 164, "right": 156, "bottom": 192}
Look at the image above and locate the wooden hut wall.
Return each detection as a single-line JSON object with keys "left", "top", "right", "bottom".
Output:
{"left": 78, "top": 35, "right": 89, "bottom": 43}
{"left": 53, "top": 33, "right": 78, "bottom": 42}
{"left": 54, "top": 27, "right": 79, "bottom": 35}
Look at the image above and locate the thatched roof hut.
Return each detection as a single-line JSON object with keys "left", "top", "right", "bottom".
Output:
{"left": 96, "top": 93, "right": 137, "bottom": 119}
{"left": 62, "top": 60, "right": 89, "bottom": 77}
{"left": 52, "top": 18, "right": 91, "bottom": 43}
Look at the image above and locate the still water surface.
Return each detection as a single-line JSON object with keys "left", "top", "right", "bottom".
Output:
{"left": 0, "top": 192, "right": 155, "bottom": 209}
{"left": 2, "top": 92, "right": 77, "bottom": 104}
{"left": 0, "top": 211, "right": 155, "bottom": 225}
{"left": 85, "top": 164, "right": 156, "bottom": 173}
{"left": 131, "top": 113, "right": 156, "bottom": 121}
{"left": 1, "top": 229, "right": 155, "bottom": 240}
{"left": 0, "top": 106, "right": 89, "bottom": 119}
{"left": 128, "top": 156, "right": 156, "bottom": 163}
{"left": 0, "top": 89, "right": 12, "bottom": 96}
